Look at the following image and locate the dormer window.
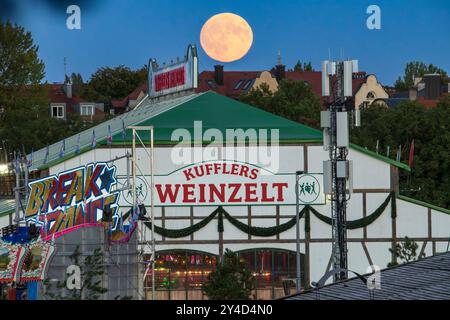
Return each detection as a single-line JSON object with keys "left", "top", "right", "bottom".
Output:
{"left": 206, "top": 80, "right": 217, "bottom": 89}
{"left": 81, "top": 105, "right": 94, "bottom": 116}
{"left": 242, "top": 80, "right": 253, "bottom": 90}
{"left": 234, "top": 80, "right": 244, "bottom": 90}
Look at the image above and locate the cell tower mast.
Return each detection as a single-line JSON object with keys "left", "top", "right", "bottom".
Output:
{"left": 321, "top": 59, "right": 360, "bottom": 282}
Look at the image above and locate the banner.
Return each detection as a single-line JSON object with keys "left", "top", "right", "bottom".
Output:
{"left": 118, "top": 161, "right": 325, "bottom": 207}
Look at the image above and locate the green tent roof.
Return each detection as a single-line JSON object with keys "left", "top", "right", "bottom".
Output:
{"left": 112, "top": 91, "right": 323, "bottom": 144}
{"left": 28, "top": 91, "right": 409, "bottom": 171}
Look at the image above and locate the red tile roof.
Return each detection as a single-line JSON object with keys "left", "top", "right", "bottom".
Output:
{"left": 48, "top": 83, "right": 85, "bottom": 113}
{"left": 47, "top": 83, "right": 105, "bottom": 116}
{"left": 285, "top": 70, "right": 367, "bottom": 99}
{"left": 112, "top": 81, "right": 148, "bottom": 109}
{"left": 285, "top": 71, "right": 323, "bottom": 97}
{"left": 196, "top": 71, "right": 260, "bottom": 99}
{"left": 417, "top": 94, "right": 449, "bottom": 108}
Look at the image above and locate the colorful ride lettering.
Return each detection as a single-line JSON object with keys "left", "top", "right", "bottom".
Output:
{"left": 64, "top": 169, "right": 84, "bottom": 206}
{"left": 84, "top": 164, "right": 104, "bottom": 199}
{"left": 41, "top": 177, "right": 58, "bottom": 214}
{"left": 25, "top": 182, "right": 44, "bottom": 218}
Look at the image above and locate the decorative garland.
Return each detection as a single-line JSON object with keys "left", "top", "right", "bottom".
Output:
{"left": 144, "top": 207, "right": 221, "bottom": 238}
{"left": 309, "top": 192, "right": 395, "bottom": 229}
{"left": 222, "top": 206, "right": 308, "bottom": 237}
{"left": 140, "top": 192, "right": 397, "bottom": 238}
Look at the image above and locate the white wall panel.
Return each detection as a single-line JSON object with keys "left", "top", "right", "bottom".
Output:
{"left": 396, "top": 200, "right": 428, "bottom": 238}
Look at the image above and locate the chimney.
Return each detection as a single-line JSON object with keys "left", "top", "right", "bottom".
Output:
{"left": 275, "top": 64, "right": 286, "bottom": 82}
{"left": 214, "top": 65, "right": 224, "bottom": 86}
{"left": 64, "top": 82, "right": 72, "bottom": 99}
{"left": 423, "top": 74, "right": 441, "bottom": 100}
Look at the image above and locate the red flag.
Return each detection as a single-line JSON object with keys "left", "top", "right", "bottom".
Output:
{"left": 408, "top": 140, "right": 415, "bottom": 168}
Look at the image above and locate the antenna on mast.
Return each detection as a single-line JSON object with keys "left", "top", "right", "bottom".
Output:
{"left": 277, "top": 50, "right": 282, "bottom": 66}
{"left": 64, "top": 57, "right": 67, "bottom": 82}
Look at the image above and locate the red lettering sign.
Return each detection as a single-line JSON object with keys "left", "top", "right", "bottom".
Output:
{"left": 154, "top": 66, "right": 186, "bottom": 92}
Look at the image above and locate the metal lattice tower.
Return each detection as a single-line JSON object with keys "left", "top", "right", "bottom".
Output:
{"left": 331, "top": 62, "right": 348, "bottom": 281}
{"left": 322, "top": 60, "right": 359, "bottom": 282}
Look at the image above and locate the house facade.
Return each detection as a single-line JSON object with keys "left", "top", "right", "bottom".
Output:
{"left": 48, "top": 83, "right": 106, "bottom": 121}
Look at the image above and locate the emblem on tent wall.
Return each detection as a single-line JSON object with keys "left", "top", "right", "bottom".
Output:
{"left": 297, "top": 174, "right": 322, "bottom": 204}
{"left": 118, "top": 176, "right": 148, "bottom": 205}
{"left": 24, "top": 162, "right": 121, "bottom": 239}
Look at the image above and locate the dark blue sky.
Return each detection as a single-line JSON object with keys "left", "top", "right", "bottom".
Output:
{"left": 5, "top": 0, "right": 450, "bottom": 86}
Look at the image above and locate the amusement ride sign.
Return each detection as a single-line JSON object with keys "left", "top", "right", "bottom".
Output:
{"left": 24, "top": 162, "right": 121, "bottom": 239}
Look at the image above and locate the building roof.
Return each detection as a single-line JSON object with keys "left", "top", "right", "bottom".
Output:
{"left": 25, "top": 91, "right": 409, "bottom": 172}
{"left": 111, "top": 81, "right": 149, "bottom": 110}
{"left": 284, "top": 252, "right": 450, "bottom": 300}
{"left": 197, "top": 71, "right": 260, "bottom": 99}
{"left": 285, "top": 71, "right": 323, "bottom": 97}
{"left": 48, "top": 83, "right": 85, "bottom": 113}
{"left": 0, "top": 199, "right": 14, "bottom": 218}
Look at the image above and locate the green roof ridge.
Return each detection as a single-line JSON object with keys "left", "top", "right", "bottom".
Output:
{"left": 397, "top": 195, "right": 450, "bottom": 215}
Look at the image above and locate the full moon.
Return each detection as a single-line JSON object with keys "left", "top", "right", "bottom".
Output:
{"left": 200, "top": 13, "right": 253, "bottom": 63}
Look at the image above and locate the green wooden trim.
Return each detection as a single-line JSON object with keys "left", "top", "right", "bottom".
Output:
{"left": 397, "top": 195, "right": 450, "bottom": 215}
{"left": 0, "top": 209, "right": 14, "bottom": 218}
{"left": 349, "top": 143, "right": 411, "bottom": 172}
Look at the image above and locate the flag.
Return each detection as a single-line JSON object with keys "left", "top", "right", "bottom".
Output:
{"left": 375, "top": 140, "right": 379, "bottom": 154}
{"left": 107, "top": 125, "right": 113, "bottom": 146}
{"left": 408, "top": 140, "right": 415, "bottom": 168}
{"left": 75, "top": 134, "right": 81, "bottom": 154}
{"left": 59, "top": 140, "right": 65, "bottom": 159}
{"left": 27, "top": 149, "right": 33, "bottom": 168}
{"left": 386, "top": 146, "right": 390, "bottom": 158}
{"left": 397, "top": 145, "right": 402, "bottom": 162}
{"left": 121, "top": 119, "right": 126, "bottom": 140}
{"left": 44, "top": 145, "right": 49, "bottom": 164}
{"left": 91, "top": 130, "right": 96, "bottom": 149}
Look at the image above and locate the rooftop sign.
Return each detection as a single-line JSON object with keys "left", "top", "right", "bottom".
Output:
{"left": 148, "top": 44, "right": 198, "bottom": 98}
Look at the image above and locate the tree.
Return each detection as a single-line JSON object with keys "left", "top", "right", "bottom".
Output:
{"left": 203, "top": 249, "right": 255, "bottom": 300}
{"left": 387, "top": 236, "right": 425, "bottom": 267}
{"left": 0, "top": 21, "right": 45, "bottom": 87}
{"left": 240, "top": 79, "right": 322, "bottom": 128}
{"left": 350, "top": 97, "right": 450, "bottom": 209}
{"left": 394, "top": 61, "right": 448, "bottom": 91}
{"left": 0, "top": 21, "right": 49, "bottom": 155}
{"left": 0, "top": 22, "right": 105, "bottom": 156}
{"left": 65, "top": 72, "right": 84, "bottom": 84}
{"left": 82, "top": 65, "right": 147, "bottom": 107}
{"left": 43, "top": 245, "right": 108, "bottom": 300}
{"left": 293, "top": 60, "right": 313, "bottom": 72}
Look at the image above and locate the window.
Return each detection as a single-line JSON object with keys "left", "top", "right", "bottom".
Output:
{"left": 146, "top": 248, "right": 304, "bottom": 300}
{"left": 242, "top": 80, "right": 253, "bottom": 90}
{"left": 366, "top": 91, "right": 376, "bottom": 100}
{"left": 234, "top": 80, "right": 244, "bottom": 90}
{"left": 81, "top": 105, "right": 94, "bottom": 116}
{"left": 146, "top": 250, "right": 217, "bottom": 294}
{"left": 51, "top": 105, "right": 64, "bottom": 119}
{"left": 206, "top": 80, "right": 217, "bottom": 89}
